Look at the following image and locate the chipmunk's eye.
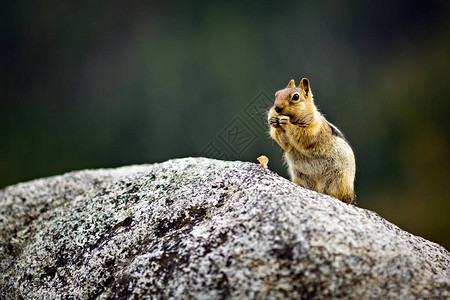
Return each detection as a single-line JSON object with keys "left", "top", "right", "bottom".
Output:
{"left": 291, "top": 93, "right": 300, "bottom": 101}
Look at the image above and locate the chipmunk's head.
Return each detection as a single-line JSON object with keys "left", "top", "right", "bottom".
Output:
{"left": 272, "top": 78, "right": 316, "bottom": 126}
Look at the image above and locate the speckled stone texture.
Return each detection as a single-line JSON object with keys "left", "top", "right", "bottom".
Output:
{"left": 0, "top": 157, "right": 449, "bottom": 299}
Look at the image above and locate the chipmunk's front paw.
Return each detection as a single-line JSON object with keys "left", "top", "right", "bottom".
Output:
{"left": 269, "top": 116, "right": 281, "bottom": 127}
{"left": 269, "top": 115, "right": 290, "bottom": 128}
{"left": 278, "top": 115, "right": 289, "bottom": 126}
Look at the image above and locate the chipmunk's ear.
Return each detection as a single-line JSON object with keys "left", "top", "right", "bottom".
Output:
{"left": 300, "top": 78, "right": 310, "bottom": 97}
{"left": 286, "top": 79, "right": 296, "bottom": 88}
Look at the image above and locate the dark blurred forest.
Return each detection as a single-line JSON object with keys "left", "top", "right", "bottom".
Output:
{"left": 1, "top": 1, "right": 449, "bottom": 249}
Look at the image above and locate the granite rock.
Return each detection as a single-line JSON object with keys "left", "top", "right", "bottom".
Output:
{"left": 0, "top": 157, "right": 449, "bottom": 299}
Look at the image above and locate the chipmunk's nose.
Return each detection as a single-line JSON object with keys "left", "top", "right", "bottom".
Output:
{"left": 275, "top": 106, "right": 283, "bottom": 114}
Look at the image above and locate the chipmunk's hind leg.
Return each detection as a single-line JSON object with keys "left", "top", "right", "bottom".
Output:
{"left": 323, "top": 175, "right": 354, "bottom": 204}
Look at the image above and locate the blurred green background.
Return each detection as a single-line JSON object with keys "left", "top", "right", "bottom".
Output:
{"left": 1, "top": 1, "right": 449, "bottom": 249}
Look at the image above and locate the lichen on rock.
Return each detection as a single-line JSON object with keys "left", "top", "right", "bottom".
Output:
{"left": 0, "top": 157, "right": 449, "bottom": 299}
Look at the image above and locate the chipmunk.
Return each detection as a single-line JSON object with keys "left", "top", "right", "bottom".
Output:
{"left": 268, "top": 78, "right": 356, "bottom": 204}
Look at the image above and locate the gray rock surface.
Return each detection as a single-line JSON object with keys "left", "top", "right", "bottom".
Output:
{"left": 0, "top": 157, "right": 449, "bottom": 299}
